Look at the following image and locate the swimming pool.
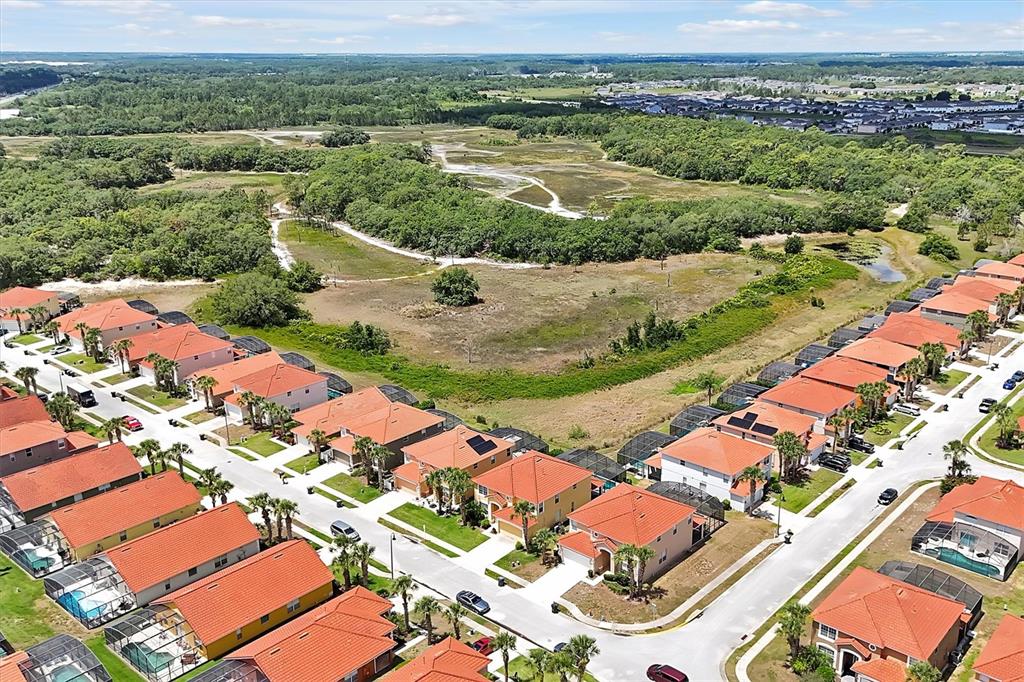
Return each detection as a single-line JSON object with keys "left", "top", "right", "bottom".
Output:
{"left": 49, "top": 663, "right": 86, "bottom": 682}
{"left": 122, "top": 642, "right": 176, "bottom": 675}
{"left": 56, "top": 590, "right": 108, "bottom": 621}
{"left": 14, "top": 547, "right": 56, "bottom": 574}
{"left": 925, "top": 547, "right": 1003, "bottom": 579}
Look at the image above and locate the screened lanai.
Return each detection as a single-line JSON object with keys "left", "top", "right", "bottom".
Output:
{"left": 617, "top": 431, "right": 678, "bottom": 479}
{"left": 827, "top": 327, "right": 866, "bottom": 349}
{"left": 17, "top": 634, "right": 112, "bottom": 682}
{"left": 0, "top": 485, "right": 24, "bottom": 533}
{"left": 878, "top": 560, "right": 983, "bottom": 623}
{"left": 718, "top": 382, "right": 767, "bottom": 409}
{"left": 885, "top": 300, "right": 918, "bottom": 316}
{"left": 757, "top": 361, "right": 800, "bottom": 386}
{"left": 0, "top": 520, "right": 70, "bottom": 577}
{"left": 646, "top": 481, "right": 727, "bottom": 542}
{"left": 427, "top": 408, "right": 464, "bottom": 431}
{"left": 669, "top": 405, "right": 725, "bottom": 437}
{"left": 489, "top": 427, "right": 549, "bottom": 454}
{"left": 44, "top": 556, "right": 135, "bottom": 628}
{"left": 378, "top": 384, "right": 418, "bottom": 405}
{"left": 105, "top": 607, "right": 207, "bottom": 682}
{"left": 556, "top": 449, "right": 626, "bottom": 484}
{"left": 795, "top": 343, "right": 834, "bottom": 368}
{"left": 189, "top": 660, "right": 268, "bottom": 682}
{"left": 911, "top": 520, "right": 1019, "bottom": 581}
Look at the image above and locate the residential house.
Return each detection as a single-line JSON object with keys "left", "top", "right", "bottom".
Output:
{"left": 0, "top": 442, "right": 142, "bottom": 531}
{"left": 972, "top": 614, "right": 1024, "bottom": 682}
{"left": 0, "top": 287, "right": 61, "bottom": 334}
{"left": 943, "top": 277, "right": 1020, "bottom": 321}
{"left": 868, "top": 312, "right": 962, "bottom": 356}
{"left": 0, "top": 394, "right": 50, "bottom": 428}
{"left": 394, "top": 425, "right": 513, "bottom": 497}
{"left": 45, "top": 502, "right": 261, "bottom": 628}
{"left": 192, "top": 586, "right": 397, "bottom": 682}
{"left": 473, "top": 451, "right": 592, "bottom": 540}
{"left": 188, "top": 351, "right": 284, "bottom": 406}
{"left": 973, "top": 261, "right": 1024, "bottom": 285}
{"left": 558, "top": 483, "right": 696, "bottom": 580}
{"left": 0, "top": 418, "right": 99, "bottom": 477}
{"left": 107, "top": 540, "right": 334, "bottom": 681}
{"left": 918, "top": 291, "right": 995, "bottom": 328}
{"left": 1, "top": 471, "right": 201, "bottom": 578}
{"left": 912, "top": 477, "right": 1022, "bottom": 581}
{"left": 758, "top": 377, "right": 859, "bottom": 428}
{"left": 290, "top": 387, "right": 443, "bottom": 469}
{"left": 125, "top": 323, "right": 235, "bottom": 385}
{"left": 380, "top": 637, "right": 489, "bottom": 682}
{"left": 1007, "top": 253, "right": 1024, "bottom": 268}
{"left": 54, "top": 298, "right": 159, "bottom": 351}
{"left": 811, "top": 566, "right": 970, "bottom": 678}
{"left": 656, "top": 428, "right": 775, "bottom": 511}
{"left": 798, "top": 356, "right": 899, "bottom": 405}
{"left": 711, "top": 401, "right": 830, "bottom": 458}
{"left": 223, "top": 363, "right": 329, "bottom": 423}
{"left": 834, "top": 338, "right": 921, "bottom": 380}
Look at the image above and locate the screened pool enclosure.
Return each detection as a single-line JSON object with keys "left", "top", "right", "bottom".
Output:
{"left": 44, "top": 556, "right": 135, "bottom": 628}
{"left": 14, "top": 634, "right": 112, "bottom": 682}
{"left": 0, "top": 520, "right": 71, "bottom": 577}
{"left": 912, "top": 519, "right": 1019, "bottom": 581}
{"left": 104, "top": 607, "right": 208, "bottom": 682}
{"left": 189, "top": 660, "right": 268, "bottom": 682}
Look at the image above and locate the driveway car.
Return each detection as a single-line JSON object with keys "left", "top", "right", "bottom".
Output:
{"left": 647, "top": 664, "right": 689, "bottom": 682}
{"left": 980, "top": 398, "right": 997, "bottom": 413}
{"left": 1012, "top": 371, "right": 1024, "bottom": 383}
{"left": 1004, "top": 379, "right": 1017, "bottom": 390}
{"left": 878, "top": 488, "right": 898, "bottom": 505}
{"left": 122, "top": 416, "right": 143, "bottom": 431}
{"left": 471, "top": 637, "right": 493, "bottom": 655}
{"left": 457, "top": 590, "right": 490, "bottom": 615}
{"left": 893, "top": 403, "right": 920, "bottom": 417}
{"left": 848, "top": 437, "right": 875, "bottom": 454}
{"left": 330, "top": 520, "right": 360, "bottom": 542}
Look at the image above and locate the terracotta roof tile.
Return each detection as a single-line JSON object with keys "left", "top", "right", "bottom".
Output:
{"left": 811, "top": 567, "right": 967, "bottom": 660}
{"left": 342, "top": 403, "right": 442, "bottom": 446}
{"left": 660, "top": 428, "right": 774, "bottom": 476}
{"left": 381, "top": 637, "right": 489, "bottom": 682}
{"left": 799, "top": 356, "right": 892, "bottom": 391}
{"left": 568, "top": 483, "right": 694, "bottom": 547}
{"left": 0, "top": 286, "right": 58, "bottom": 312}
{"left": 1009, "top": 253, "right": 1024, "bottom": 267}
{"left": 869, "top": 313, "right": 960, "bottom": 352}
{"left": 0, "top": 442, "right": 142, "bottom": 513}
{"left": 944, "top": 277, "right": 1018, "bottom": 303}
{"left": 49, "top": 472, "right": 200, "bottom": 549}
{"left": 232, "top": 363, "right": 324, "bottom": 398}
{"left": 713, "top": 401, "right": 818, "bottom": 439}
{"left": 291, "top": 387, "right": 393, "bottom": 437}
{"left": 920, "top": 291, "right": 994, "bottom": 318}
{"left": 0, "top": 651, "right": 29, "bottom": 682}
{"left": 0, "top": 395, "right": 51, "bottom": 429}
{"left": 64, "top": 431, "right": 99, "bottom": 452}
{"left": 105, "top": 503, "right": 260, "bottom": 593}
{"left": 973, "top": 614, "right": 1024, "bottom": 682}
{"left": 926, "top": 476, "right": 1024, "bottom": 532}
{"left": 0, "top": 420, "right": 72, "bottom": 456}
{"left": 834, "top": 337, "right": 919, "bottom": 369}
{"left": 126, "top": 323, "right": 233, "bottom": 364}
{"left": 55, "top": 298, "right": 156, "bottom": 337}
{"left": 850, "top": 657, "right": 906, "bottom": 682}
{"left": 228, "top": 587, "right": 396, "bottom": 681}
{"left": 759, "top": 377, "right": 858, "bottom": 416}
{"left": 975, "top": 262, "right": 1024, "bottom": 281}
{"left": 402, "top": 426, "right": 511, "bottom": 471}
{"left": 154, "top": 540, "right": 333, "bottom": 644}
{"left": 472, "top": 451, "right": 591, "bottom": 505}
{"left": 189, "top": 352, "right": 284, "bottom": 393}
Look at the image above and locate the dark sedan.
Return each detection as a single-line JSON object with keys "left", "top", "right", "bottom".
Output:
{"left": 647, "top": 664, "right": 688, "bottom": 682}
{"left": 878, "top": 488, "right": 898, "bottom": 505}
{"left": 457, "top": 590, "right": 490, "bottom": 615}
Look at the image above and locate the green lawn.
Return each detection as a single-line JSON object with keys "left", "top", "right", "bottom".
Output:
{"left": 507, "top": 655, "right": 599, "bottom": 682}
{"left": 58, "top": 352, "right": 108, "bottom": 373}
{"left": 71, "top": 416, "right": 106, "bottom": 440}
{"left": 313, "top": 487, "right": 356, "bottom": 508}
{"left": 184, "top": 410, "right": 216, "bottom": 424}
{"left": 932, "top": 368, "right": 970, "bottom": 394}
{"left": 778, "top": 467, "right": 843, "bottom": 513}
{"left": 322, "top": 472, "right": 382, "bottom": 503}
{"left": 238, "top": 431, "right": 286, "bottom": 456}
{"left": 862, "top": 411, "right": 914, "bottom": 446}
{"left": 278, "top": 219, "right": 433, "bottom": 280}
{"left": 103, "top": 372, "right": 136, "bottom": 385}
{"left": 387, "top": 503, "right": 487, "bottom": 552}
{"left": 86, "top": 636, "right": 143, "bottom": 681}
{"left": 11, "top": 333, "right": 43, "bottom": 345}
{"left": 122, "top": 395, "right": 159, "bottom": 415}
{"left": 227, "top": 447, "right": 257, "bottom": 462}
{"left": 285, "top": 452, "right": 324, "bottom": 474}
{"left": 37, "top": 343, "right": 55, "bottom": 353}
{"left": 126, "top": 384, "right": 189, "bottom": 409}
{"left": 977, "top": 396, "right": 1024, "bottom": 467}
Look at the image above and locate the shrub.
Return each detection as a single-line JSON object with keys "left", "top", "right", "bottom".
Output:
{"left": 431, "top": 267, "right": 480, "bottom": 307}
{"left": 784, "top": 234, "right": 805, "bottom": 255}
{"left": 341, "top": 321, "right": 392, "bottom": 355}
{"left": 321, "top": 126, "right": 370, "bottom": 147}
{"left": 210, "top": 272, "right": 303, "bottom": 327}
{"left": 568, "top": 424, "right": 589, "bottom": 440}
{"left": 285, "top": 260, "right": 323, "bottom": 292}
{"left": 918, "top": 233, "right": 959, "bottom": 261}
{"left": 721, "top": 499, "right": 732, "bottom": 511}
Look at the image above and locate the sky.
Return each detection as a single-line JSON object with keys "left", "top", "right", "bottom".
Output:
{"left": 1, "top": 0, "right": 1022, "bottom": 55}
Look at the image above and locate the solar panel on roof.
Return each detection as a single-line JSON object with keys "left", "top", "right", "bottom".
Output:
{"left": 752, "top": 423, "right": 778, "bottom": 436}
{"left": 466, "top": 434, "right": 498, "bottom": 455}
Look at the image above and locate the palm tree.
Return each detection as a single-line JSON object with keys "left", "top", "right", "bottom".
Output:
{"left": 631, "top": 545, "right": 655, "bottom": 599}
{"left": 101, "top": 416, "right": 125, "bottom": 444}
{"left": 524, "top": 649, "right": 549, "bottom": 681}
{"left": 991, "top": 402, "right": 1017, "bottom": 447}
{"left": 9, "top": 307, "right": 24, "bottom": 334}
{"left": 45, "top": 392, "right": 77, "bottom": 430}
{"left": 901, "top": 356, "right": 927, "bottom": 400}
{"left": 14, "top": 366, "right": 38, "bottom": 394}
{"left": 333, "top": 535, "right": 354, "bottom": 589}
{"left": 957, "top": 326, "right": 976, "bottom": 359}
{"left": 150, "top": 447, "right": 169, "bottom": 474}
{"left": 906, "top": 660, "right": 942, "bottom": 682}
{"left": 613, "top": 543, "right": 637, "bottom": 588}
{"left": 166, "top": 442, "right": 190, "bottom": 475}
{"left": 425, "top": 469, "right": 446, "bottom": 511}
{"left": 247, "top": 492, "right": 274, "bottom": 542}
{"left": 772, "top": 430, "right": 807, "bottom": 483}
{"left": 267, "top": 402, "right": 291, "bottom": 438}
{"left": 918, "top": 342, "right": 947, "bottom": 378}
{"left": 391, "top": 574, "right": 417, "bottom": 631}
{"left": 110, "top": 338, "right": 133, "bottom": 374}
{"left": 563, "top": 634, "right": 599, "bottom": 682}
{"left": 193, "top": 374, "right": 217, "bottom": 410}
{"left": 444, "top": 468, "right": 473, "bottom": 521}
{"left": 777, "top": 601, "right": 811, "bottom": 660}
{"left": 736, "top": 465, "right": 767, "bottom": 515}
{"left": 26, "top": 305, "right": 47, "bottom": 330}
{"left": 353, "top": 435, "right": 375, "bottom": 474}
{"left": 42, "top": 320, "right": 60, "bottom": 344}
{"left": 236, "top": 391, "right": 259, "bottom": 424}
{"left": 492, "top": 630, "right": 517, "bottom": 682}
{"left": 694, "top": 370, "right": 723, "bottom": 406}
{"left": 995, "top": 292, "right": 1014, "bottom": 325}
{"left": 414, "top": 596, "right": 440, "bottom": 643}
{"left": 199, "top": 467, "right": 226, "bottom": 507}
{"left": 965, "top": 309, "right": 991, "bottom": 342}
{"left": 133, "top": 439, "right": 163, "bottom": 475}
{"left": 532, "top": 528, "right": 558, "bottom": 566}
{"left": 370, "top": 444, "right": 390, "bottom": 492}
{"left": 512, "top": 499, "right": 535, "bottom": 548}
{"left": 942, "top": 439, "right": 971, "bottom": 480}
{"left": 544, "top": 651, "right": 575, "bottom": 682}
{"left": 447, "top": 602, "right": 467, "bottom": 640}
{"left": 352, "top": 541, "right": 374, "bottom": 585}
{"left": 309, "top": 428, "right": 328, "bottom": 460}
{"left": 83, "top": 327, "right": 103, "bottom": 362}
{"left": 277, "top": 498, "right": 299, "bottom": 540}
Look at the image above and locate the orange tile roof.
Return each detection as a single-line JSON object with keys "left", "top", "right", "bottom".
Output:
{"left": 65, "top": 431, "right": 99, "bottom": 452}
{"left": 49, "top": 472, "right": 200, "bottom": 549}
{"left": 799, "top": 355, "right": 892, "bottom": 390}
{"left": 920, "top": 291, "right": 994, "bottom": 318}
{"left": 392, "top": 461, "right": 423, "bottom": 486}
{"left": 925, "top": 476, "right": 1024, "bottom": 532}
{"left": 850, "top": 657, "right": 906, "bottom": 682}
{"left": 870, "top": 312, "right": 961, "bottom": 352}
{"left": 557, "top": 529, "right": 607, "bottom": 558}
{"left": 472, "top": 451, "right": 591, "bottom": 505}
{"left": 189, "top": 351, "right": 284, "bottom": 394}
{"left": 126, "top": 323, "right": 233, "bottom": 365}
{"left": 0, "top": 395, "right": 51, "bottom": 429}
{"left": 660, "top": 428, "right": 774, "bottom": 476}
{"left": 811, "top": 567, "right": 967, "bottom": 660}
{"left": 643, "top": 452, "right": 662, "bottom": 469}
{"left": 0, "top": 651, "right": 29, "bottom": 682}
{"left": 834, "top": 337, "right": 919, "bottom": 369}
{"left": 105, "top": 503, "right": 260, "bottom": 593}
{"left": 291, "top": 387, "right": 393, "bottom": 437}
{"left": 227, "top": 587, "right": 396, "bottom": 682}
{"left": 341, "top": 403, "right": 443, "bottom": 446}
{"left": 0, "top": 442, "right": 142, "bottom": 513}
{"left": 492, "top": 506, "right": 539, "bottom": 529}
{"left": 568, "top": 483, "right": 694, "bottom": 547}
{"left": 945, "top": 277, "right": 1018, "bottom": 303}
{"left": 712, "top": 401, "right": 817, "bottom": 438}
{"left": 55, "top": 298, "right": 156, "bottom": 337}
{"left": 759, "top": 377, "right": 858, "bottom": 416}
{"left": 975, "top": 261, "right": 1024, "bottom": 281}
{"left": 0, "top": 419, "right": 71, "bottom": 456}
{"left": 154, "top": 540, "right": 333, "bottom": 644}
{"left": 973, "top": 614, "right": 1024, "bottom": 682}
{"left": 0, "top": 286, "right": 58, "bottom": 311}
{"left": 381, "top": 637, "right": 489, "bottom": 682}
{"left": 232, "top": 362, "right": 324, "bottom": 398}
{"left": 1009, "top": 253, "right": 1024, "bottom": 267}
{"left": 402, "top": 426, "right": 512, "bottom": 471}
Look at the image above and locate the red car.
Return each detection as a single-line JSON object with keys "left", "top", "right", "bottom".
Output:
{"left": 471, "top": 637, "right": 493, "bottom": 656}
{"left": 122, "top": 416, "right": 143, "bottom": 432}
{"left": 647, "top": 664, "right": 688, "bottom": 682}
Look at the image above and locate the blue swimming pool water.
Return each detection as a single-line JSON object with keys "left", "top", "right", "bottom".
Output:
{"left": 50, "top": 664, "right": 83, "bottom": 682}
{"left": 925, "top": 547, "right": 1002, "bottom": 578}
{"left": 56, "top": 590, "right": 105, "bottom": 621}
{"left": 122, "top": 642, "right": 175, "bottom": 674}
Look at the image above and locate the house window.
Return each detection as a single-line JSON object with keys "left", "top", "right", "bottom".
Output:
{"left": 152, "top": 520, "right": 161, "bottom": 529}
{"left": 571, "top": 502, "right": 575, "bottom": 511}
{"left": 478, "top": 485, "right": 488, "bottom": 496}
{"left": 672, "top": 528, "right": 677, "bottom": 535}
{"left": 215, "top": 555, "right": 228, "bottom": 568}
{"left": 188, "top": 567, "right": 198, "bottom": 577}
{"left": 164, "top": 582, "right": 171, "bottom": 591}
{"left": 286, "top": 598, "right": 301, "bottom": 613}
{"left": 473, "top": 463, "right": 478, "bottom": 470}
{"left": 260, "top": 614, "right": 271, "bottom": 624}
{"left": 97, "top": 484, "right": 110, "bottom": 493}
{"left": 304, "top": 388, "right": 310, "bottom": 394}
{"left": 538, "top": 502, "right": 544, "bottom": 513}
{"left": 119, "top": 531, "right": 128, "bottom": 541}
{"left": 816, "top": 644, "right": 834, "bottom": 662}
{"left": 235, "top": 629, "right": 243, "bottom": 640}
{"left": 818, "top": 624, "right": 837, "bottom": 641}
{"left": 554, "top": 495, "right": 560, "bottom": 505}
{"left": 287, "top": 391, "right": 292, "bottom": 396}
{"left": 490, "top": 456, "right": 496, "bottom": 464}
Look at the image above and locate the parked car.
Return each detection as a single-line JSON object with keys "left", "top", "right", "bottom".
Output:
{"left": 878, "top": 488, "right": 898, "bottom": 505}
{"left": 471, "top": 637, "right": 493, "bottom": 655}
{"left": 847, "top": 437, "right": 875, "bottom": 454}
{"left": 647, "top": 664, "right": 689, "bottom": 682}
{"left": 329, "top": 520, "right": 360, "bottom": 542}
{"left": 122, "top": 416, "right": 143, "bottom": 432}
{"left": 893, "top": 403, "right": 921, "bottom": 417}
{"left": 819, "top": 456, "right": 850, "bottom": 473}
{"left": 1012, "top": 371, "right": 1024, "bottom": 383}
{"left": 980, "top": 398, "right": 997, "bottom": 413}
{"left": 50, "top": 346, "right": 68, "bottom": 355}
{"left": 1004, "top": 379, "right": 1017, "bottom": 390}
{"left": 553, "top": 642, "right": 567, "bottom": 653}
{"left": 457, "top": 590, "right": 491, "bottom": 615}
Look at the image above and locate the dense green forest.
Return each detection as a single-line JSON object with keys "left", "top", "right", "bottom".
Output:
{"left": 0, "top": 67, "right": 62, "bottom": 96}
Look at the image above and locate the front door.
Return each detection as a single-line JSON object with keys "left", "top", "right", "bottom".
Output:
{"left": 840, "top": 650, "right": 859, "bottom": 676}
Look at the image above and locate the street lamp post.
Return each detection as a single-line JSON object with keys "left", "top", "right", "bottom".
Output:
{"left": 390, "top": 533, "right": 396, "bottom": 578}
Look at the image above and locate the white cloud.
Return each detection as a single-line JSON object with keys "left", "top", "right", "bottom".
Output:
{"left": 193, "top": 15, "right": 270, "bottom": 28}
{"left": 112, "top": 22, "right": 175, "bottom": 35}
{"left": 891, "top": 27, "right": 929, "bottom": 35}
{"left": 387, "top": 12, "right": 473, "bottom": 27}
{"left": 678, "top": 19, "right": 801, "bottom": 33}
{"left": 816, "top": 30, "right": 845, "bottom": 38}
{"left": 311, "top": 35, "right": 372, "bottom": 44}
{"left": 738, "top": 1, "right": 844, "bottom": 17}
{"left": 844, "top": 0, "right": 874, "bottom": 7}
{"left": 58, "top": 0, "right": 171, "bottom": 14}
{"left": 3, "top": 0, "right": 43, "bottom": 8}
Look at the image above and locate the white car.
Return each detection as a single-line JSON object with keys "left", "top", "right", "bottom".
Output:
{"left": 50, "top": 346, "right": 69, "bottom": 355}
{"left": 893, "top": 403, "right": 920, "bottom": 417}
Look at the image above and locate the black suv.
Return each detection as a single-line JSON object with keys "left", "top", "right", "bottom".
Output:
{"left": 878, "top": 488, "right": 898, "bottom": 505}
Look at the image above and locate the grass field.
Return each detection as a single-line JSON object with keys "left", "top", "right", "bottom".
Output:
{"left": 977, "top": 397, "right": 1024, "bottom": 467}
{"left": 237, "top": 431, "right": 286, "bottom": 456}
{"left": 140, "top": 170, "right": 290, "bottom": 198}
{"left": 932, "top": 368, "right": 970, "bottom": 394}
{"left": 57, "top": 352, "right": 107, "bottom": 373}
{"left": 183, "top": 409, "right": 216, "bottom": 424}
{"left": 778, "top": 468, "right": 843, "bottom": 514}
{"left": 387, "top": 503, "right": 487, "bottom": 552}
{"left": 126, "top": 384, "right": 188, "bottom": 409}
{"left": 11, "top": 333, "right": 43, "bottom": 345}
{"left": 862, "top": 411, "right": 915, "bottom": 446}
{"left": 321, "top": 472, "right": 382, "bottom": 503}
{"left": 494, "top": 549, "right": 548, "bottom": 582}
{"left": 285, "top": 452, "right": 323, "bottom": 474}
{"left": 278, "top": 219, "right": 435, "bottom": 280}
